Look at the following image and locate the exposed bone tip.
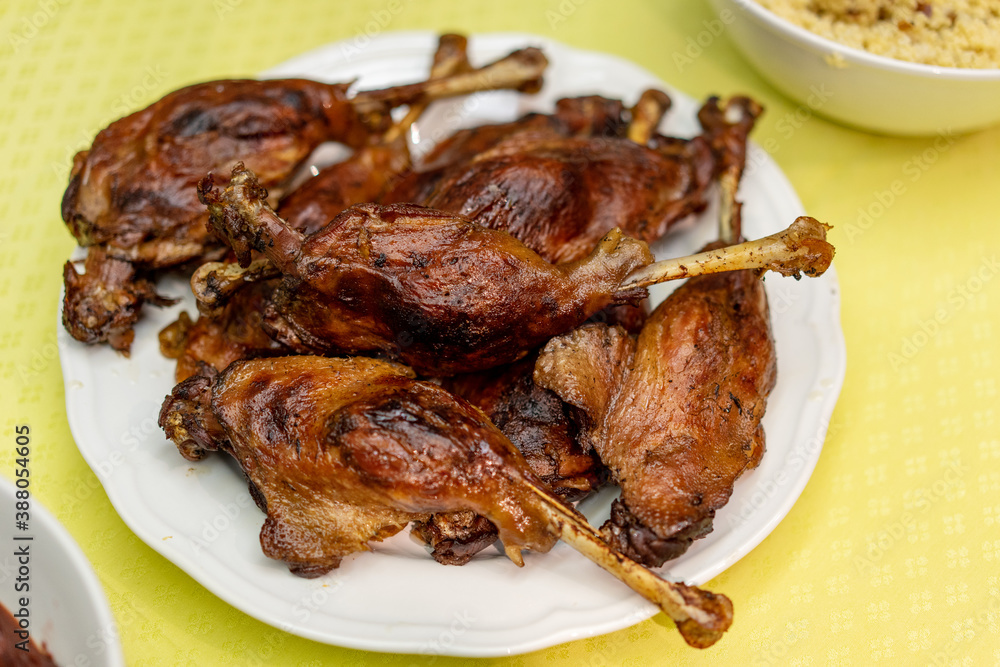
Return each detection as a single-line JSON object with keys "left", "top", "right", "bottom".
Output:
{"left": 788, "top": 216, "right": 832, "bottom": 239}
{"left": 504, "top": 544, "right": 525, "bottom": 567}
{"left": 514, "top": 46, "right": 549, "bottom": 71}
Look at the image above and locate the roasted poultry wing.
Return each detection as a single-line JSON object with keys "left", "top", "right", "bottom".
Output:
{"left": 159, "top": 355, "right": 735, "bottom": 648}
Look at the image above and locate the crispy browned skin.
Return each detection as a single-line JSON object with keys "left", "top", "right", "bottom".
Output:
{"left": 415, "top": 95, "right": 761, "bottom": 264}
{"left": 446, "top": 357, "right": 604, "bottom": 500}
{"left": 421, "top": 132, "right": 708, "bottom": 263}
{"left": 535, "top": 264, "right": 776, "bottom": 567}
{"left": 277, "top": 141, "right": 412, "bottom": 235}
{"left": 62, "top": 246, "right": 175, "bottom": 354}
{"left": 59, "top": 78, "right": 381, "bottom": 353}
{"left": 415, "top": 357, "right": 607, "bottom": 564}
{"left": 199, "top": 165, "right": 652, "bottom": 375}
{"left": 159, "top": 355, "right": 561, "bottom": 577}
{"left": 60, "top": 41, "right": 549, "bottom": 352}
{"left": 414, "top": 95, "right": 628, "bottom": 172}
{"left": 364, "top": 96, "right": 627, "bottom": 215}
{"left": 62, "top": 79, "right": 378, "bottom": 267}
{"left": 159, "top": 279, "right": 285, "bottom": 382}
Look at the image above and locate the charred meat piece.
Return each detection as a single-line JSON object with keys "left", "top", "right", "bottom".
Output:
{"left": 199, "top": 164, "right": 652, "bottom": 375}
{"left": 62, "top": 246, "right": 175, "bottom": 355}
{"left": 535, "top": 180, "right": 833, "bottom": 567}
{"left": 159, "top": 279, "right": 285, "bottom": 382}
{"left": 60, "top": 42, "right": 548, "bottom": 352}
{"left": 159, "top": 354, "right": 736, "bottom": 647}
{"left": 415, "top": 357, "right": 607, "bottom": 565}
{"left": 419, "top": 95, "right": 757, "bottom": 264}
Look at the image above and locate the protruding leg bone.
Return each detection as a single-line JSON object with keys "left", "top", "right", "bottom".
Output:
{"left": 627, "top": 89, "right": 671, "bottom": 145}
{"left": 617, "top": 216, "right": 834, "bottom": 293}
{"left": 350, "top": 46, "right": 547, "bottom": 116}
{"left": 198, "top": 164, "right": 303, "bottom": 270}
{"left": 383, "top": 33, "right": 471, "bottom": 144}
{"left": 520, "top": 479, "right": 733, "bottom": 648}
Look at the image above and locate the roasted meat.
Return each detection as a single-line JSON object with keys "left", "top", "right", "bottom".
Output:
{"left": 534, "top": 182, "right": 835, "bottom": 567}
{"left": 159, "top": 279, "right": 285, "bottom": 382}
{"left": 414, "top": 356, "right": 607, "bottom": 565}
{"left": 162, "top": 35, "right": 476, "bottom": 378}
{"left": 277, "top": 33, "right": 475, "bottom": 235}
{"left": 534, "top": 277, "right": 773, "bottom": 566}
{"left": 198, "top": 164, "right": 653, "bottom": 375}
{"left": 200, "top": 163, "right": 833, "bottom": 376}
{"left": 445, "top": 357, "right": 604, "bottom": 500}
{"left": 418, "top": 95, "right": 759, "bottom": 264}
{"left": 60, "top": 42, "right": 548, "bottom": 351}
{"left": 192, "top": 91, "right": 638, "bottom": 309}
{"left": 159, "top": 354, "right": 735, "bottom": 647}
{"left": 161, "top": 356, "right": 559, "bottom": 574}
{"left": 62, "top": 246, "right": 175, "bottom": 354}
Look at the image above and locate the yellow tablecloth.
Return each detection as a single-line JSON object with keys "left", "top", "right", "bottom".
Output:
{"left": 1, "top": 0, "right": 998, "bottom": 664}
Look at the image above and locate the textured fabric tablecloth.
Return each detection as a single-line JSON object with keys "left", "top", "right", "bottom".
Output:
{"left": 1, "top": 0, "right": 998, "bottom": 664}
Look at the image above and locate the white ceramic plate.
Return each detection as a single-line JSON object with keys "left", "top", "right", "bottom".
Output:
{"left": 58, "top": 32, "right": 845, "bottom": 657}
{"left": 0, "top": 477, "right": 125, "bottom": 666}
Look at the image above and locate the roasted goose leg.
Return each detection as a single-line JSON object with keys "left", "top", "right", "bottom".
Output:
{"left": 534, "top": 177, "right": 817, "bottom": 566}
{"left": 418, "top": 94, "right": 757, "bottom": 264}
{"left": 415, "top": 356, "right": 607, "bottom": 564}
{"left": 159, "top": 355, "right": 733, "bottom": 648}
{"left": 61, "top": 42, "right": 548, "bottom": 352}
{"left": 199, "top": 164, "right": 652, "bottom": 375}
{"left": 193, "top": 91, "right": 638, "bottom": 311}
{"left": 199, "top": 164, "right": 832, "bottom": 375}
{"left": 162, "top": 36, "right": 474, "bottom": 380}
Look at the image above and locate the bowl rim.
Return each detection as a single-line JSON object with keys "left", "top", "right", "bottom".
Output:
{"left": 727, "top": 0, "right": 1000, "bottom": 80}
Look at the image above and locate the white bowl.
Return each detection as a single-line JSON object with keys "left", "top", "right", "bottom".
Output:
{"left": 708, "top": 0, "right": 1000, "bottom": 135}
{"left": 0, "top": 478, "right": 125, "bottom": 667}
